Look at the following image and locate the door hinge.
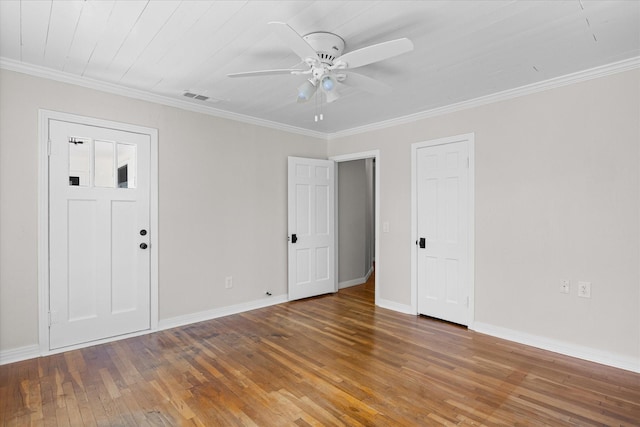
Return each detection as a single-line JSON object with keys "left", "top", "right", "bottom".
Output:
{"left": 47, "top": 139, "right": 52, "bottom": 156}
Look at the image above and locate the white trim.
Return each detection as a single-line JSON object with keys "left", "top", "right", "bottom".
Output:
{"left": 411, "top": 133, "right": 475, "bottom": 323}
{"left": 330, "top": 151, "right": 380, "bottom": 308}
{"left": 0, "top": 345, "right": 40, "bottom": 366}
{"left": 339, "top": 278, "right": 366, "bottom": 289}
{"left": 336, "top": 162, "right": 340, "bottom": 294}
{"left": 1, "top": 57, "right": 326, "bottom": 140}
{"left": 5, "top": 56, "right": 637, "bottom": 143}
{"left": 364, "top": 264, "right": 373, "bottom": 282}
{"left": 473, "top": 322, "right": 640, "bottom": 374}
{"left": 149, "top": 128, "right": 159, "bottom": 330}
{"left": 39, "top": 329, "right": 158, "bottom": 358}
{"left": 468, "top": 138, "right": 476, "bottom": 330}
{"left": 327, "top": 56, "right": 640, "bottom": 140}
{"left": 377, "top": 298, "right": 414, "bottom": 315}
{"left": 2, "top": 294, "right": 287, "bottom": 365}
{"left": 7, "top": 313, "right": 636, "bottom": 373}
{"left": 159, "top": 295, "right": 288, "bottom": 331}
{"left": 339, "top": 265, "right": 373, "bottom": 289}
{"left": 37, "top": 111, "right": 50, "bottom": 355}
{"left": 37, "top": 109, "right": 159, "bottom": 355}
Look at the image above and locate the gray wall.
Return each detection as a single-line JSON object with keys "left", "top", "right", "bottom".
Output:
{"left": 328, "top": 69, "right": 640, "bottom": 367}
{"left": 1, "top": 67, "right": 638, "bottom": 370}
{"left": 0, "top": 69, "right": 326, "bottom": 352}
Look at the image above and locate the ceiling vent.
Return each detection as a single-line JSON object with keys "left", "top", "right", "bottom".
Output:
{"left": 183, "top": 91, "right": 209, "bottom": 101}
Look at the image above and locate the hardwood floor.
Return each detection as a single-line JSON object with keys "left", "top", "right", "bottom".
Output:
{"left": 2, "top": 272, "right": 639, "bottom": 426}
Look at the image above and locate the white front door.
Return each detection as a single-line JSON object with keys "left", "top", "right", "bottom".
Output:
{"left": 287, "top": 157, "right": 336, "bottom": 300}
{"left": 48, "top": 119, "right": 151, "bottom": 349}
{"left": 416, "top": 140, "right": 470, "bottom": 325}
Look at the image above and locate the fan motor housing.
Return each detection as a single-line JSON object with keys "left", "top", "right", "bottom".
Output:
{"left": 303, "top": 32, "right": 345, "bottom": 64}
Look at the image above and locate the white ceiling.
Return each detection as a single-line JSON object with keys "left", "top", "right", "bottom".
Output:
{"left": 1, "top": 1, "right": 639, "bottom": 135}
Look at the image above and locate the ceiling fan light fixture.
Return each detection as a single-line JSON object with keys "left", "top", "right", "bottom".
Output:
{"left": 231, "top": 22, "right": 414, "bottom": 106}
{"left": 297, "top": 79, "right": 318, "bottom": 102}
{"left": 321, "top": 76, "right": 335, "bottom": 91}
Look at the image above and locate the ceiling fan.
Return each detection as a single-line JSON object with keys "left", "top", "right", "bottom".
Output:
{"left": 228, "top": 22, "right": 414, "bottom": 104}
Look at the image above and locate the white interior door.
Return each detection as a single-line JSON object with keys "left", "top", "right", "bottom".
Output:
{"left": 416, "top": 140, "right": 470, "bottom": 325}
{"left": 288, "top": 157, "right": 335, "bottom": 300}
{"left": 49, "top": 119, "right": 151, "bottom": 350}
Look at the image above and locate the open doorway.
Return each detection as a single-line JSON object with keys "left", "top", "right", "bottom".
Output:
{"left": 337, "top": 159, "right": 375, "bottom": 287}
{"left": 330, "top": 151, "right": 380, "bottom": 305}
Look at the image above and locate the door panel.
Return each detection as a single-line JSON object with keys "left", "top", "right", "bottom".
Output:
{"left": 417, "top": 141, "right": 469, "bottom": 325}
{"left": 112, "top": 200, "right": 138, "bottom": 313}
{"left": 67, "top": 199, "right": 98, "bottom": 321}
{"left": 288, "top": 157, "right": 335, "bottom": 300}
{"left": 49, "top": 120, "right": 151, "bottom": 349}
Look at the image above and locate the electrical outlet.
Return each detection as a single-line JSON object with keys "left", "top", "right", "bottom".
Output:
{"left": 578, "top": 281, "right": 591, "bottom": 298}
{"left": 560, "top": 280, "right": 569, "bottom": 294}
{"left": 225, "top": 276, "right": 233, "bottom": 289}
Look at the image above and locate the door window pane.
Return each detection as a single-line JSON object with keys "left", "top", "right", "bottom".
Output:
{"left": 69, "top": 137, "right": 90, "bottom": 187}
{"left": 95, "top": 140, "right": 115, "bottom": 188}
{"left": 117, "top": 143, "right": 136, "bottom": 188}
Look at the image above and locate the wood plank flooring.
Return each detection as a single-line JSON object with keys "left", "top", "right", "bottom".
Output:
{"left": 2, "top": 273, "right": 639, "bottom": 426}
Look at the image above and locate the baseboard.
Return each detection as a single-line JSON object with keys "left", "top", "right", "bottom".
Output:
{"left": 159, "top": 294, "right": 289, "bottom": 331}
{"left": 339, "top": 277, "right": 365, "bottom": 289}
{"left": 364, "top": 265, "right": 373, "bottom": 282}
{"left": 472, "top": 322, "right": 640, "bottom": 373}
{"left": 364, "top": 264, "right": 373, "bottom": 282}
{"left": 1, "top": 295, "right": 289, "bottom": 366}
{"left": 377, "top": 298, "right": 415, "bottom": 315}
{"left": 0, "top": 344, "right": 40, "bottom": 366}
{"left": 9, "top": 299, "right": 634, "bottom": 374}
{"left": 339, "top": 266, "right": 374, "bottom": 289}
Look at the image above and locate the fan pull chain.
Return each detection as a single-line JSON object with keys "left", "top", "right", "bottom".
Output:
{"left": 314, "top": 92, "right": 324, "bottom": 122}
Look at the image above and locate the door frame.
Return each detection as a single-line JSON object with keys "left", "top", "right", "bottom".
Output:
{"left": 410, "top": 134, "right": 475, "bottom": 326}
{"left": 329, "top": 150, "right": 380, "bottom": 307}
{"left": 37, "top": 109, "right": 159, "bottom": 355}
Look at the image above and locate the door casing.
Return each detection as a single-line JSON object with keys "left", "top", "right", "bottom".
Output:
{"left": 410, "top": 134, "right": 475, "bottom": 325}
{"left": 38, "top": 109, "right": 159, "bottom": 356}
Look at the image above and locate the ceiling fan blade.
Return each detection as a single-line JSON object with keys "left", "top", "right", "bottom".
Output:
{"left": 269, "top": 21, "right": 320, "bottom": 62}
{"left": 334, "top": 38, "right": 413, "bottom": 69}
{"left": 341, "top": 72, "right": 392, "bottom": 95}
{"left": 227, "top": 69, "right": 306, "bottom": 78}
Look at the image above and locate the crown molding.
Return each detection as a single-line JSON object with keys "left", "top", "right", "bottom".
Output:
{"left": 0, "top": 57, "right": 327, "bottom": 140}
{"left": 326, "top": 56, "right": 640, "bottom": 140}
{"left": 2, "top": 56, "right": 638, "bottom": 142}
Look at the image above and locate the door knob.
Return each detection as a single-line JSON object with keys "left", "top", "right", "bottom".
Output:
{"left": 418, "top": 237, "right": 426, "bottom": 249}
{"left": 140, "top": 229, "right": 147, "bottom": 236}
{"left": 291, "top": 233, "right": 298, "bottom": 243}
{"left": 140, "top": 243, "right": 148, "bottom": 249}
